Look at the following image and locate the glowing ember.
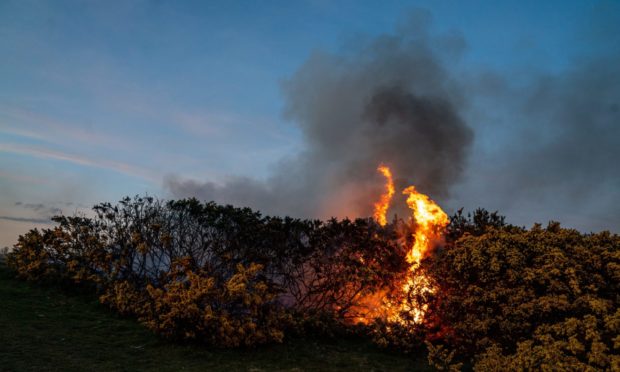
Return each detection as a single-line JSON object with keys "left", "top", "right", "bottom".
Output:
{"left": 373, "top": 165, "right": 395, "bottom": 227}
{"left": 356, "top": 165, "right": 448, "bottom": 325}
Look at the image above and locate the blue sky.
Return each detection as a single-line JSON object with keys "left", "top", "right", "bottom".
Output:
{"left": 1, "top": 0, "right": 619, "bottom": 247}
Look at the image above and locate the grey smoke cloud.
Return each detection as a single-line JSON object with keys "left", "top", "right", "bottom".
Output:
{"left": 452, "top": 55, "right": 620, "bottom": 232}
{"left": 165, "top": 16, "right": 473, "bottom": 219}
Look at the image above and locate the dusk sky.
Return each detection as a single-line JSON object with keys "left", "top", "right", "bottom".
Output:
{"left": 1, "top": 0, "right": 619, "bottom": 247}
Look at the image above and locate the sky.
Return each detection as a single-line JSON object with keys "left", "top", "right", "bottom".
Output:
{"left": 1, "top": 0, "right": 619, "bottom": 247}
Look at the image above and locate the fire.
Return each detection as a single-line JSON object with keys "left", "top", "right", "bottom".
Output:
{"left": 373, "top": 165, "right": 395, "bottom": 227}
{"left": 402, "top": 185, "right": 449, "bottom": 267}
{"left": 355, "top": 165, "right": 448, "bottom": 325}
{"left": 390, "top": 185, "right": 449, "bottom": 324}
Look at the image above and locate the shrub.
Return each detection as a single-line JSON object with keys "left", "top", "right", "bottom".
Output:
{"left": 140, "top": 259, "right": 288, "bottom": 346}
{"left": 7, "top": 196, "right": 619, "bottom": 368}
{"left": 419, "top": 223, "right": 620, "bottom": 370}
{"left": 6, "top": 196, "right": 403, "bottom": 347}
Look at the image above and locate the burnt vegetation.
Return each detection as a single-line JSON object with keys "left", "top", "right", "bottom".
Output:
{"left": 7, "top": 196, "right": 620, "bottom": 370}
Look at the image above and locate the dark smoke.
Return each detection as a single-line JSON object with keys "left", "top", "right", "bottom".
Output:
{"left": 166, "top": 15, "right": 473, "bottom": 219}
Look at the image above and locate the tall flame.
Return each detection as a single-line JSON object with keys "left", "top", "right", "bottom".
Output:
{"left": 354, "top": 164, "right": 449, "bottom": 325}
{"left": 373, "top": 165, "right": 395, "bottom": 226}
{"left": 391, "top": 185, "right": 449, "bottom": 324}
{"left": 402, "top": 185, "right": 449, "bottom": 267}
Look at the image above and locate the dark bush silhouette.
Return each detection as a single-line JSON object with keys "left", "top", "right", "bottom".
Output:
{"left": 8, "top": 196, "right": 405, "bottom": 346}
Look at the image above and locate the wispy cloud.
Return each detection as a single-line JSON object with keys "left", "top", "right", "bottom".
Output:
{"left": 0, "top": 170, "right": 47, "bottom": 185}
{"left": 0, "top": 104, "right": 131, "bottom": 148}
{"left": 94, "top": 91, "right": 297, "bottom": 144}
{"left": 14, "top": 202, "right": 62, "bottom": 216}
{"left": 171, "top": 110, "right": 298, "bottom": 145}
{"left": 0, "top": 143, "right": 158, "bottom": 183}
{"left": 0, "top": 215, "right": 52, "bottom": 224}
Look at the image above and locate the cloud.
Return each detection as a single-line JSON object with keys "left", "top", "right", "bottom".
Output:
{"left": 0, "top": 216, "right": 52, "bottom": 224}
{"left": 3, "top": 201, "right": 64, "bottom": 226}
{"left": 0, "top": 143, "right": 158, "bottom": 183}
{"left": 15, "top": 202, "right": 63, "bottom": 216}
{"left": 0, "top": 103, "right": 133, "bottom": 149}
{"left": 0, "top": 171, "right": 47, "bottom": 185}
{"left": 2, "top": 201, "right": 91, "bottom": 231}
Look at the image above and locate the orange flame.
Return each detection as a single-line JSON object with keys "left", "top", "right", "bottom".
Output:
{"left": 390, "top": 185, "right": 448, "bottom": 324}
{"left": 402, "top": 185, "right": 449, "bottom": 267}
{"left": 353, "top": 165, "right": 448, "bottom": 325}
{"left": 373, "top": 165, "right": 395, "bottom": 226}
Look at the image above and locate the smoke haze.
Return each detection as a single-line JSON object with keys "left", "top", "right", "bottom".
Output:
{"left": 452, "top": 55, "right": 620, "bottom": 232}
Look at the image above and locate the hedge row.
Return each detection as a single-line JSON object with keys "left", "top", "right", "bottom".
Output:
{"left": 7, "top": 196, "right": 406, "bottom": 347}
{"left": 7, "top": 197, "right": 619, "bottom": 370}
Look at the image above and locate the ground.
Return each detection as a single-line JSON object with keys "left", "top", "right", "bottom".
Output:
{"left": 0, "top": 261, "right": 430, "bottom": 372}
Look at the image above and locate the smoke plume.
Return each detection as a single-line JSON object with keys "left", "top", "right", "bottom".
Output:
{"left": 166, "top": 15, "right": 473, "bottom": 219}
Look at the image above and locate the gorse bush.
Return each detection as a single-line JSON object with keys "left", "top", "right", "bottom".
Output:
{"left": 7, "top": 196, "right": 620, "bottom": 369}
{"left": 8, "top": 196, "right": 404, "bottom": 347}
{"left": 140, "top": 259, "right": 289, "bottom": 347}
{"left": 419, "top": 219, "right": 620, "bottom": 370}
{"left": 8, "top": 216, "right": 106, "bottom": 287}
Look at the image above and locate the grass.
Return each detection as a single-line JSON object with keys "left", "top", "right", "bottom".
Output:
{"left": 0, "top": 260, "right": 430, "bottom": 371}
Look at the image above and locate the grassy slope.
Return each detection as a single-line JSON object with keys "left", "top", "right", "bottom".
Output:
{"left": 0, "top": 262, "right": 430, "bottom": 372}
